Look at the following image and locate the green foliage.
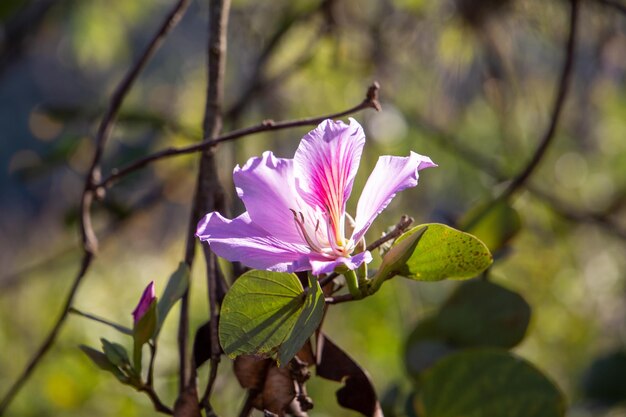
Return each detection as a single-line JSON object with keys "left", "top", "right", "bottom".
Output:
{"left": 460, "top": 200, "right": 522, "bottom": 253}
{"left": 219, "top": 270, "right": 324, "bottom": 366}
{"left": 416, "top": 350, "right": 566, "bottom": 417}
{"left": 582, "top": 350, "right": 626, "bottom": 405}
{"left": 156, "top": 262, "right": 189, "bottom": 334}
{"left": 404, "top": 280, "right": 530, "bottom": 380}
{"left": 132, "top": 300, "right": 156, "bottom": 371}
{"left": 435, "top": 279, "right": 530, "bottom": 348}
{"left": 394, "top": 224, "right": 493, "bottom": 281}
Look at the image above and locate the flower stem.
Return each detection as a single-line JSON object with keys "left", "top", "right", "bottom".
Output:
{"left": 343, "top": 269, "right": 363, "bottom": 300}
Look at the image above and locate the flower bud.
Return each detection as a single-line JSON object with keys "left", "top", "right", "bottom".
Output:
{"left": 132, "top": 281, "right": 156, "bottom": 324}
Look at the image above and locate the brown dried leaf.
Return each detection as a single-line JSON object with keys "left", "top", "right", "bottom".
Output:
{"left": 316, "top": 333, "right": 383, "bottom": 417}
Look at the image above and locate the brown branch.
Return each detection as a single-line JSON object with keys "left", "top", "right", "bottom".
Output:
{"left": 463, "top": 0, "right": 579, "bottom": 230}
{"left": 95, "top": 82, "right": 382, "bottom": 190}
{"left": 0, "top": 252, "right": 93, "bottom": 415}
{"left": 0, "top": 1, "right": 190, "bottom": 414}
{"left": 177, "top": 0, "right": 231, "bottom": 406}
{"left": 138, "top": 384, "right": 174, "bottom": 415}
{"left": 499, "top": 0, "right": 579, "bottom": 200}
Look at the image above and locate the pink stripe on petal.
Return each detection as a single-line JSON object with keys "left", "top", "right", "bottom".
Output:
{"left": 352, "top": 152, "right": 436, "bottom": 242}
{"left": 196, "top": 212, "right": 311, "bottom": 273}
{"left": 294, "top": 119, "right": 365, "bottom": 232}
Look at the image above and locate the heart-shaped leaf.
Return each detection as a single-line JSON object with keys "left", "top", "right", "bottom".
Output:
{"left": 219, "top": 270, "right": 324, "bottom": 366}
{"left": 416, "top": 349, "right": 565, "bottom": 417}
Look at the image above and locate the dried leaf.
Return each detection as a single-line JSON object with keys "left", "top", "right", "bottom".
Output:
{"left": 316, "top": 333, "right": 383, "bottom": 417}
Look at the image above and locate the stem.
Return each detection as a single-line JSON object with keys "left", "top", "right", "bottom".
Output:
{"left": 343, "top": 269, "right": 362, "bottom": 300}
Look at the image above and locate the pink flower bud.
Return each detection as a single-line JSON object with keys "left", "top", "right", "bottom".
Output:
{"left": 132, "top": 281, "right": 156, "bottom": 324}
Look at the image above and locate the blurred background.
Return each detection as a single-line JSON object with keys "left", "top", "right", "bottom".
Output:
{"left": 1, "top": 0, "right": 626, "bottom": 415}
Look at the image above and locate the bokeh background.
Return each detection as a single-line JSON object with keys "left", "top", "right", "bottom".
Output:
{"left": 2, "top": 0, "right": 626, "bottom": 415}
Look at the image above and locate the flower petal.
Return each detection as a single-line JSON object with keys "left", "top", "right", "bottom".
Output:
{"left": 308, "top": 251, "right": 373, "bottom": 276}
{"left": 196, "top": 211, "right": 311, "bottom": 273}
{"left": 352, "top": 152, "right": 436, "bottom": 242}
{"left": 294, "top": 118, "right": 365, "bottom": 236}
{"left": 233, "top": 151, "right": 303, "bottom": 243}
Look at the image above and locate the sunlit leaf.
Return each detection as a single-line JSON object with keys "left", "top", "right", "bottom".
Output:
{"left": 416, "top": 350, "right": 565, "bottom": 417}
{"left": 219, "top": 270, "right": 324, "bottom": 366}
{"left": 395, "top": 224, "right": 492, "bottom": 281}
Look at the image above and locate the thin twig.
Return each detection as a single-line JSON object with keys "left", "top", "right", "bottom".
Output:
{"left": 0, "top": 253, "right": 93, "bottom": 415}
{"left": 95, "top": 82, "right": 382, "bottom": 190}
{"left": 0, "top": 1, "right": 190, "bottom": 414}
{"left": 318, "top": 215, "right": 413, "bottom": 288}
{"left": 138, "top": 384, "right": 174, "bottom": 415}
{"left": 325, "top": 293, "right": 353, "bottom": 304}
{"left": 463, "top": 0, "right": 579, "bottom": 230}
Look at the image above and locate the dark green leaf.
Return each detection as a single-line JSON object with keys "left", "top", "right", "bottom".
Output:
{"left": 436, "top": 280, "right": 530, "bottom": 348}
{"left": 395, "top": 223, "right": 493, "bottom": 281}
{"left": 157, "top": 262, "right": 190, "bottom": 333}
{"left": 416, "top": 349, "right": 565, "bottom": 417}
{"left": 219, "top": 270, "right": 325, "bottom": 366}
{"left": 100, "top": 338, "right": 131, "bottom": 368}
{"left": 460, "top": 200, "right": 522, "bottom": 253}
{"left": 79, "top": 345, "right": 127, "bottom": 383}
{"left": 582, "top": 350, "right": 626, "bottom": 405}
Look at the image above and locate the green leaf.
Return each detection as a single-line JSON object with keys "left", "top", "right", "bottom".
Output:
{"left": 219, "top": 270, "right": 325, "bottom": 366}
{"left": 582, "top": 350, "right": 626, "bottom": 405}
{"left": 100, "top": 339, "right": 131, "bottom": 368}
{"left": 156, "top": 262, "right": 190, "bottom": 333}
{"left": 417, "top": 349, "right": 565, "bottom": 417}
{"left": 395, "top": 223, "right": 492, "bottom": 281}
{"left": 404, "top": 316, "right": 456, "bottom": 380}
{"left": 79, "top": 345, "right": 128, "bottom": 383}
{"left": 436, "top": 280, "right": 531, "bottom": 348}
{"left": 460, "top": 200, "right": 522, "bottom": 253}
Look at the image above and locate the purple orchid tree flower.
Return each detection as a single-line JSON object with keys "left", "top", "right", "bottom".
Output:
{"left": 196, "top": 118, "right": 436, "bottom": 276}
{"left": 132, "top": 281, "right": 156, "bottom": 324}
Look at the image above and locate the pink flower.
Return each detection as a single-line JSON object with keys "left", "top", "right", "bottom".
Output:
{"left": 132, "top": 281, "right": 156, "bottom": 324}
{"left": 196, "top": 118, "right": 436, "bottom": 275}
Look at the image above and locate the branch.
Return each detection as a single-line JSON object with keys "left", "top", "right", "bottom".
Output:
{"left": 138, "top": 384, "right": 174, "bottom": 415}
{"left": 177, "top": 0, "right": 230, "bottom": 406}
{"left": 500, "top": 0, "right": 579, "bottom": 199}
{"left": 95, "top": 82, "right": 382, "bottom": 190}
{"left": 0, "top": 1, "right": 190, "bottom": 414}
{"left": 464, "top": 0, "right": 579, "bottom": 230}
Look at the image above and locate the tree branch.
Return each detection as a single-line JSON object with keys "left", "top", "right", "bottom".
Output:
{"left": 177, "top": 0, "right": 231, "bottom": 406}
{"left": 95, "top": 82, "right": 382, "bottom": 190}
{"left": 0, "top": 1, "right": 190, "bottom": 414}
{"left": 463, "top": 0, "right": 579, "bottom": 230}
